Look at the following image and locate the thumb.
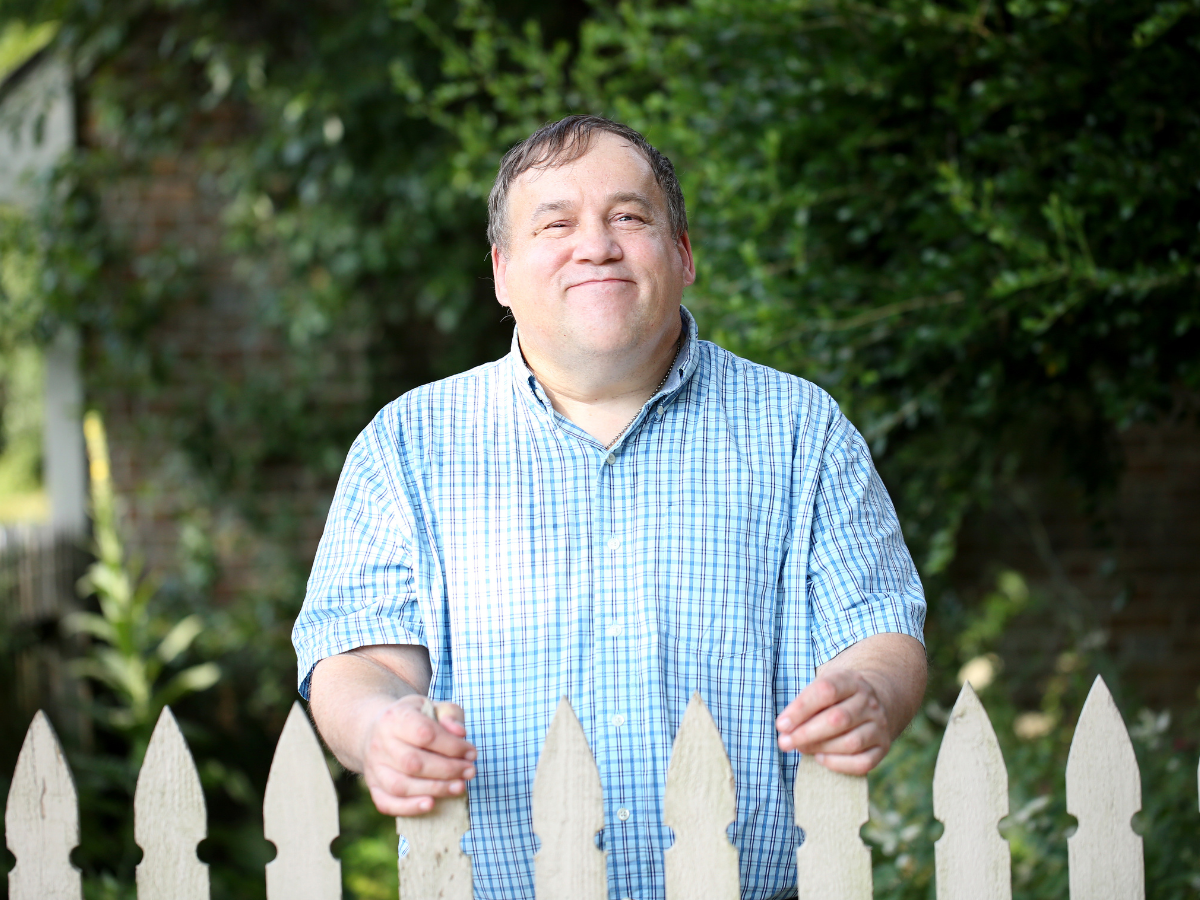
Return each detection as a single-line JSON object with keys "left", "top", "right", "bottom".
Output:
{"left": 433, "top": 701, "right": 467, "bottom": 733}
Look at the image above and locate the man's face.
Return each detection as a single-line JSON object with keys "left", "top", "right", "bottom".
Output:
{"left": 492, "top": 132, "right": 695, "bottom": 366}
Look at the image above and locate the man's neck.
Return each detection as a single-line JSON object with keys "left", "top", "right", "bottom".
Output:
{"left": 520, "top": 320, "right": 683, "bottom": 447}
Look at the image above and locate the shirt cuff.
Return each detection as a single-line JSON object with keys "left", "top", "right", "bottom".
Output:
{"left": 812, "top": 590, "right": 927, "bottom": 669}
{"left": 295, "top": 617, "right": 426, "bottom": 699}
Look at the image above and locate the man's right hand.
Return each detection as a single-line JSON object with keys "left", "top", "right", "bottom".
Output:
{"left": 360, "top": 695, "right": 477, "bottom": 816}
{"left": 309, "top": 644, "right": 477, "bottom": 817}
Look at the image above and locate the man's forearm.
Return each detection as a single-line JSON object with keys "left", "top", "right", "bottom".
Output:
{"left": 816, "top": 632, "right": 927, "bottom": 738}
{"left": 309, "top": 644, "right": 432, "bottom": 772}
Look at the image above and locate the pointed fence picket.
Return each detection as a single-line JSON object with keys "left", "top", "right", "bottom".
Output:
{"left": 3, "top": 675, "right": 1196, "bottom": 898}
{"left": 264, "top": 702, "right": 341, "bottom": 900}
{"left": 5, "top": 711, "right": 81, "bottom": 900}
{"left": 793, "top": 751, "right": 872, "bottom": 900}
{"left": 933, "top": 682, "right": 1011, "bottom": 900}
{"left": 531, "top": 696, "right": 607, "bottom": 900}
{"left": 135, "top": 707, "right": 210, "bottom": 900}
{"left": 663, "top": 693, "right": 739, "bottom": 899}
{"left": 1066, "top": 676, "right": 1145, "bottom": 900}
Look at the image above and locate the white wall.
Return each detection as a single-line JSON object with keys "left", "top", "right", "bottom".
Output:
{"left": 43, "top": 328, "right": 86, "bottom": 535}
{"left": 1, "top": 53, "right": 83, "bottom": 536}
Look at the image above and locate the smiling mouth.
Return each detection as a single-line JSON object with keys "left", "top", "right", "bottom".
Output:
{"left": 569, "top": 278, "right": 634, "bottom": 289}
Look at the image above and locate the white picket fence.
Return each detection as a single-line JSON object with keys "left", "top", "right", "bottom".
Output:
{"left": 5, "top": 676, "right": 1198, "bottom": 899}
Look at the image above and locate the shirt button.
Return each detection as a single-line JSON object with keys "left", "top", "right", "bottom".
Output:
{"left": 656, "top": 405, "right": 665, "bottom": 416}
{"left": 606, "top": 622, "right": 624, "bottom": 637}
{"left": 607, "top": 537, "right": 622, "bottom": 550}
{"left": 605, "top": 452, "right": 616, "bottom": 465}
{"left": 610, "top": 713, "right": 625, "bottom": 727}
{"left": 616, "top": 808, "right": 631, "bottom": 822}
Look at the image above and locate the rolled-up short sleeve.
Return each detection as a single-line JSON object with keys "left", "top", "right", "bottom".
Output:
{"left": 292, "top": 421, "right": 425, "bottom": 699}
{"left": 807, "top": 412, "right": 926, "bottom": 667}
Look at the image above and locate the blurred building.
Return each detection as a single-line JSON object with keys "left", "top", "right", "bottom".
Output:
{"left": 0, "top": 46, "right": 90, "bottom": 744}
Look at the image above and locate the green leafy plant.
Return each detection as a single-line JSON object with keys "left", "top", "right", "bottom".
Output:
{"left": 867, "top": 570, "right": 1200, "bottom": 900}
{"left": 67, "top": 410, "right": 219, "bottom": 755}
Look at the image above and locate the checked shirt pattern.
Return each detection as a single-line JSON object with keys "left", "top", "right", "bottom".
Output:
{"left": 293, "top": 307, "right": 926, "bottom": 900}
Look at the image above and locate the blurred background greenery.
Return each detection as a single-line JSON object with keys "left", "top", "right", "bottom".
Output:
{"left": 0, "top": 0, "right": 1197, "bottom": 897}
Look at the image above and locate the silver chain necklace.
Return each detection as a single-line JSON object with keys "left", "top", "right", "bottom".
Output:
{"left": 603, "top": 337, "right": 681, "bottom": 451}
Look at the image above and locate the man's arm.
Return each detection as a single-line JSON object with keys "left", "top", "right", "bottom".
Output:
{"left": 775, "top": 632, "right": 926, "bottom": 775}
{"left": 309, "top": 644, "right": 477, "bottom": 815}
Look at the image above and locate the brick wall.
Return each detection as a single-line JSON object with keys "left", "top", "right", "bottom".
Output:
{"left": 950, "top": 416, "right": 1200, "bottom": 711}
{"left": 87, "top": 114, "right": 366, "bottom": 610}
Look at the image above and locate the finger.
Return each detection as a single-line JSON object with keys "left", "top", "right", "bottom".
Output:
{"left": 368, "top": 785, "right": 439, "bottom": 817}
{"left": 782, "top": 691, "right": 878, "bottom": 753}
{"left": 403, "top": 716, "right": 477, "bottom": 760}
{"left": 381, "top": 769, "right": 470, "bottom": 799}
{"left": 776, "top": 673, "right": 859, "bottom": 733}
{"left": 788, "top": 721, "right": 884, "bottom": 757}
{"left": 371, "top": 742, "right": 477, "bottom": 784}
{"left": 433, "top": 702, "right": 468, "bottom": 737}
{"left": 368, "top": 761, "right": 472, "bottom": 800}
{"left": 406, "top": 700, "right": 472, "bottom": 753}
{"left": 810, "top": 745, "right": 886, "bottom": 776}
{"left": 779, "top": 691, "right": 873, "bottom": 750}
{"left": 379, "top": 703, "right": 477, "bottom": 760}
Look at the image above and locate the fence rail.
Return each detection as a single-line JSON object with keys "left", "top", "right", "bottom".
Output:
{"left": 5, "top": 676, "right": 1198, "bottom": 899}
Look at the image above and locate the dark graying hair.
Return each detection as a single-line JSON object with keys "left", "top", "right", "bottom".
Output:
{"left": 487, "top": 115, "right": 688, "bottom": 252}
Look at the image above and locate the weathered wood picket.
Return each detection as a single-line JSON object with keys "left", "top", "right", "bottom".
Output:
{"left": 5, "top": 677, "right": 1196, "bottom": 899}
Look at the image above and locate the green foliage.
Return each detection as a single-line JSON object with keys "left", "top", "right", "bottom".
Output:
{"left": 0, "top": 209, "right": 52, "bottom": 520}
{"left": 395, "top": 0, "right": 1200, "bottom": 571}
{"left": 337, "top": 779, "right": 403, "bottom": 900}
{"left": 0, "top": 343, "right": 46, "bottom": 521}
{"left": 955, "top": 569, "right": 1029, "bottom": 660}
{"left": 67, "top": 411, "right": 219, "bottom": 755}
{"left": 0, "top": 18, "right": 57, "bottom": 81}
{"left": 867, "top": 571, "right": 1200, "bottom": 900}
{"left": 0, "top": 207, "right": 47, "bottom": 352}
{"left": 37, "top": 410, "right": 232, "bottom": 900}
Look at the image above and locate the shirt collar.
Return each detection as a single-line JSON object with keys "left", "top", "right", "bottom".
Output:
{"left": 507, "top": 305, "right": 700, "bottom": 411}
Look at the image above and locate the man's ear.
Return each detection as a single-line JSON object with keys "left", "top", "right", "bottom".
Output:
{"left": 676, "top": 231, "right": 696, "bottom": 287}
{"left": 491, "top": 245, "right": 510, "bottom": 306}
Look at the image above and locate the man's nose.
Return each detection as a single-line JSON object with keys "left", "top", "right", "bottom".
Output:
{"left": 571, "top": 218, "right": 622, "bottom": 264}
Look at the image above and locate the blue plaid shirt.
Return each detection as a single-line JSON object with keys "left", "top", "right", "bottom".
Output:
{"left": 293, "top": 306, "right": 925, "bottom": 900}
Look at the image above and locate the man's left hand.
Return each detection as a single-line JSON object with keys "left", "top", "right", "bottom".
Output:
{"left": 775, "top": 669, "right": 893, "bottom": 774}
{"left": 774, "top": 632, "right": 927, "bottom": 776}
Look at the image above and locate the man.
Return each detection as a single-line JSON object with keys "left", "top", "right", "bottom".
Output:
{"left": 293, "top": 115, "right": 926, "bottom": 900}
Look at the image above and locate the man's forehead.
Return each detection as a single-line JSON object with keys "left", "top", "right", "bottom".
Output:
{"left": 511, "top": 134, "right": 657, "bottom": 200}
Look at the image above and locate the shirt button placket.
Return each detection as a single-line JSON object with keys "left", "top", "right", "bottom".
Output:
{"left": 606, "top": 442, "right": 635, "bottom": 860}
